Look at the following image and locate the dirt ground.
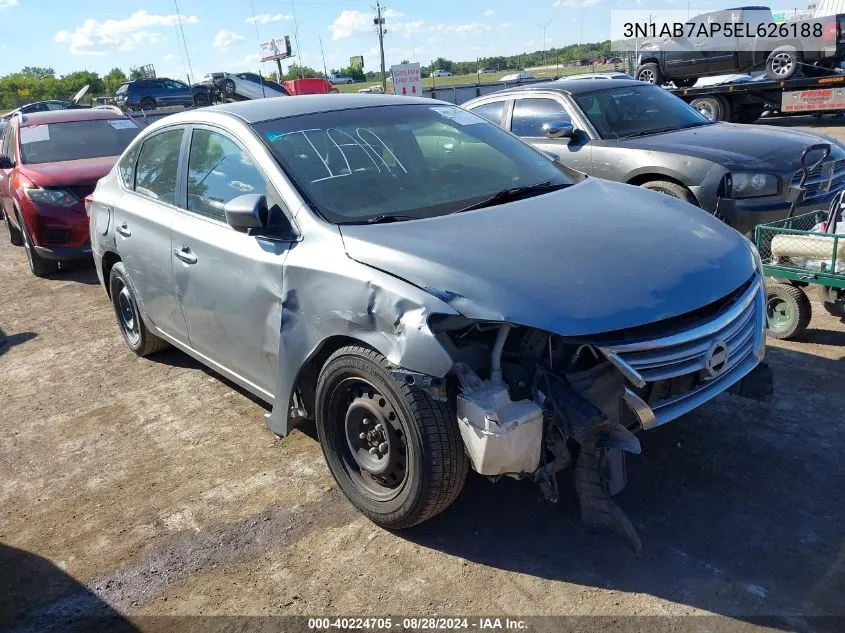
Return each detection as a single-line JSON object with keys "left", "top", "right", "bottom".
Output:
{"left": 1, "top": 116, "right": 844, "bottom": 633}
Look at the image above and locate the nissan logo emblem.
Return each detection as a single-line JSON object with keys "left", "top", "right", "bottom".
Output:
{"left": 704, "top": 341, "right": 729, "bottom": 379}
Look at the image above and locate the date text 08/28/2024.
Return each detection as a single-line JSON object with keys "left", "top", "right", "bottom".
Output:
{"left": 307, "top": 617, "right": 528, "bottom": 630}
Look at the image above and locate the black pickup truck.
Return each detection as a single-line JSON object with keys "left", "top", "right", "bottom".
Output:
{"left": 636, "top": 6, "right": 845, "bottom": 86}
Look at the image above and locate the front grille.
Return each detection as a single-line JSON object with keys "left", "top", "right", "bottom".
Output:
{"left": 599, "top": 275, "right": 766, "bottom": 427}
{"left": 792, "top": 158, "right": 845, "bottom": 199}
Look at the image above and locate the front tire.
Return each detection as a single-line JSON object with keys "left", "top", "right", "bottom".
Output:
{"left": 315, "top": 346, "right": 468, "bottom": 529}
{"left": 635, "top": 62, "right": 662, "bottom": 85}
{"left": 640, "top": 180, "right": 698, "bottom": 205}
{"left": 222, "top": 80, "right": 236, "bottom": 97}
{"left": 109, "top": 262, "right": 169, "bottom": 356}
{"left": 766, "top": 282, "right": 811, "bottom": 340}
{"left": 19, "top": 212, "right": 58, "bottom": 277}
{"left": 5, "top": 210, "right": 23, "bottom": 246}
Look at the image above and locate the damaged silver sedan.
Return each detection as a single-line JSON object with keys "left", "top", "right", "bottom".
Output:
{"left": 89, "top": 95, "right": 772, "bottom": 550}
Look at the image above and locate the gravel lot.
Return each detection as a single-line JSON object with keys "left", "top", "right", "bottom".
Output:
{"left": 1, "top": 116, "right": 844, "bottom": 633}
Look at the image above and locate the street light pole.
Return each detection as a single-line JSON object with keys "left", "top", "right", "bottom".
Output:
{"left": 532, "top": 19, "right": 554, "bottom": 67}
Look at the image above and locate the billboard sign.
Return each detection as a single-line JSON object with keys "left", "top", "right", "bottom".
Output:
{"left": 350, "top": 55, "right": 364, "bottom": 69}
{"left": 260, "top": 36, "right": 292, "bottom": 62}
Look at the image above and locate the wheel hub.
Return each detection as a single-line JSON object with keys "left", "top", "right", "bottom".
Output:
{"left": 772, "top": 53, "right": 793, "bottom": 75}
{"left": 767, "top": 296, "right": 792, "bottom": 330}
{"left": 341, "top": 387, "right": 406, "bottom": 489}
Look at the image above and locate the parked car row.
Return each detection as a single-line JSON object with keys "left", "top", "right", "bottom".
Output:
{"left": 115, "top": 77, "right": 212, "bottom": 111}
{"left": 10, "top": 82, "right": 839, "bottom": 551}
{"left": 462, "top": 78, "right": 845, "bottom": 237}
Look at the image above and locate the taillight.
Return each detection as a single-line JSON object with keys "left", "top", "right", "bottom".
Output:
{"left": 824, "top": 21, "right": 836, "bottom": 41}
{"left": 84, "top": 194, "right": 93, "bottom": 216}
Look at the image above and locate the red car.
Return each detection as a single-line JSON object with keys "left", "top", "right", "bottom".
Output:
{"left": 0, "top": 108, "right": 141, "bottom": 276}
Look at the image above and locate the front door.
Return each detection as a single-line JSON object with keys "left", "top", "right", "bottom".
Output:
{"left": 508, "top": 96, "right": 592, "bottom": 175}
{"left": 171, "top": 126, "right": 295, "bottom": 397}
{"left": 663, "top": 19, "right": 708, "bottom": 79}
{"left": 114, "top": 127, "right": 189, "bottom": 342}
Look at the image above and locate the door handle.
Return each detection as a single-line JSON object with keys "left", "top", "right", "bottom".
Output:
{"left": 115, "top": 222, "right": 131, "bottom": 237}
{"left": 173, "top": 247, "right": 197, "bottom": 265}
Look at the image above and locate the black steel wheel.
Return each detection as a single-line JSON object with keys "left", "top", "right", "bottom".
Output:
{"left": 674, "top": 77, "right": 698, "bottom": 88}
{"left": 109, "top": 262, "right": 169, "bottom": 356}
{"left": 140, "top": 97, "right": 156, "bottom": 111}
{"left": 315, "top": 346, "right": 468, "bottom": 529}
{"left": 766, "top": 281, "right": 811, "bottom": 340}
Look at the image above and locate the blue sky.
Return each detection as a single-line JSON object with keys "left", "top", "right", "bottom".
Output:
{"left": 0, "top": 0, "right": 722, "bottom": 80}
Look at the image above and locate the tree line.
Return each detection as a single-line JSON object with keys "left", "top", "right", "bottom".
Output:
{"left": 0, "top": 40, "right": 614, "bottom": 108}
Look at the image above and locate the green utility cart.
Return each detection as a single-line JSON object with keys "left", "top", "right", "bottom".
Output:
{"left": 755, "top": 145, "right": 845, "bottom": 340}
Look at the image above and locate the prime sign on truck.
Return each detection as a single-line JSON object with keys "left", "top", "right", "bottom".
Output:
{"left": 391, "top": 63, "right": 422, "bottom": 96}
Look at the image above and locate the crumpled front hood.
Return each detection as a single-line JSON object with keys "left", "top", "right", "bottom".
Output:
{"left": 340, "top": 179, "right": 755, "bottom": 337}
{"left": 618, "top": 122, "right": 845, "bottom": 172}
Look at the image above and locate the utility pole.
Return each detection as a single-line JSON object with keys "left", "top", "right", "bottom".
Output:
{"left": 292, "top": 0, "right": 304, "bottom": 79}
{"left": 374, "top": 3, "right": 387, "bottom": 93}
{"left": 319, "top": 35, "right": 328, "bottom": 78}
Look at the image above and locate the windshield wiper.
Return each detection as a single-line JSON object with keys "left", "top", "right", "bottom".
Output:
{"left": 619, "top": 122, "right": 713, "bottom": 139}
{"left": 355, "top": 214, "right": 417, "bottom": 224}
{"left": 455, "top": 181, "right": 567, "bottom": 213}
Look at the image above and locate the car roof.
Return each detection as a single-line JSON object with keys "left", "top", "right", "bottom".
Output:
{"left": 18, "top": 108, "right": 126, "bottom": 126}
{"left": 484, "top": 77, "right": 644, "bottom": 96}
{"left": 184, "top": 94, "right": 440, "bottom": 124}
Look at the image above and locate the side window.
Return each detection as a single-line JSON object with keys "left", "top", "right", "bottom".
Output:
{"left": 1, "top": 126, "right": 14, "bottom": 160}
{"left": 186, "top": 129, "right": 268, "bottom": 223}
{"left": 118, "top": 142, "right": 141, "bottom": 189}
{"left": 468, "top": 101, "right": 506, "bottom": 126}
{"left": 511, "top": 98, "right": 571, "bottom": 138}
{"left": 134, "top": 129, "right": 184, "bottom": 204}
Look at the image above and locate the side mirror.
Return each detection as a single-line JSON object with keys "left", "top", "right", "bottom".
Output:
{"left": 0, "top": 155, "right": 13, "bottom": 169}
{"left": 225, "top": 194, "right": 268, "bottom": 232}
{"left": 542, "top": 121, "right": 575, "bottom": 139}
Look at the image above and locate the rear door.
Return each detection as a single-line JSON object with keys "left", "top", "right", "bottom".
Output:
{"left": 703, "top": 9, "right": 739, "bottom": 74}
{"left": 170, "top": 125, "right": 295, "bottom": 397}
{"left": 164, "top": 80, "right": 192, "bottom": 106}
{"left": 507, "top": 95, "right": 592, "bottom": 174}
{"left": 113, "top": 126, "right": 189, "bottom": 343}
{"left": 0, "top": 124, "right": 15, "bottom": 221}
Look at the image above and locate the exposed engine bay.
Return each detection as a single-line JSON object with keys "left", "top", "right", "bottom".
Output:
{"left": 432, "top": 317, "right": 660, "bottom": 554}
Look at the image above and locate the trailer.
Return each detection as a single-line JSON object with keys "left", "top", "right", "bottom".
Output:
{"left": 669, "top": 72, "right": 845, "bottom": 122}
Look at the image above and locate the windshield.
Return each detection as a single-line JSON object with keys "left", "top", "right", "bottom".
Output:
{"left": 254, "top": 104, "right": 573, "bottom": 223}
{"left": 573, "top": 85, "right": 711, "bottom": 139}
{"left": 20, "top": 118, "right": 141, "bottom": 164}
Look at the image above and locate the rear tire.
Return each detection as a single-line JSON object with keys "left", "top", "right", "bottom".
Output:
{"left": 766, "top": 46, "right": 801, "bottom": 81}
{"left": 635, "top": 62, "right": 662, "bottom": 85}
{"left": 766, "top": 281, "right": 811, "bottom": 340}
{"left": 640, "top": 180, "right": 698, "bottom": 205}
{"left": 109, "top": 262, "right": 169, "bottom": 356}
{"left": 222, "top": 80, "right": 236, "bottom": 97}
{"left": 315, "top": 345, "right": 468, "bottom": 529}
{"left": 140, "top": 97, "right": 156, "bottom": 111}
{"left": 19, "top": 212, "right": 58, "bottom": 277}
{"left": 735, "top": 105, "right": 766, "bottom": 124}
{"left": 690, "top": 95, "right": 730, "bottom": 122}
